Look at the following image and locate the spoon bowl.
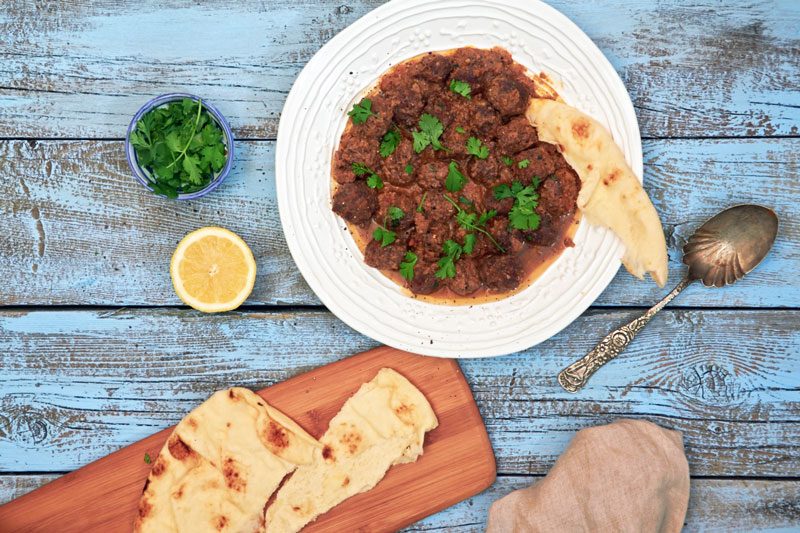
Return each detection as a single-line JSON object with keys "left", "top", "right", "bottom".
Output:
{"left": 682, "top": 204, "right": 779, "bottom": 287}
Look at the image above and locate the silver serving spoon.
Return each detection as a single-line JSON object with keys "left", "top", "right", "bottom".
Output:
{"left": 558, "top": 204, "right": 779, "bottom": 393}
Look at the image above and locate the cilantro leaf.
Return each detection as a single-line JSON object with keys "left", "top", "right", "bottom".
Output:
{"left": 518, "top": 159, "right": 531, "bottom": 168}
{"left": 494, "top": 180, "right": 541, "bottom": 230}
{"left": 404, "top": 164, "right": 413, "bottom": 175}
{"left": 373, "top": 225, "right": 396, "bottom": 247}
{"left": 416, "top": 192, "right": 427, "bottom": 213}
{"left": 444, "top": 194, "right": 506, "bottom": 253}
{"left": 201, "top": 144, "right": 226, "bottom": 173}
{"left": 466, "top": 137, "right": 489, "bottom": 159}
{"left": 413, "top": 114, "right": 449, "bottom": 153}
{"left": 399, "top": 251, "right": 418, "bottom": 280}
{"left": 445, "top": 161, "right": 467, "bottom": 192}
{"left": 455, "top": 126, "right": 466, "bottom": 134}
{"left": 449, "top": 79, "right": 472, "bottom": 99}
{"left": 388, "top": 206, "right": 405, "bottom": 222}
{"left": 502, "top": 156, "right": 514, "bottom": 166}
{"left": 182, "top": 154, "right": 202, "bottom": 185}
{"left": 477, "top": 209, "right": 498, "bottom": 226}
{"left": 366, "top": 174, "right": 384, "bottom": 190}
{"left": 352, "top": 162, "right": 370, "bottom": 176}
{"left": 347, "top": 98, "right": 378, "bottom": 124}
{"left": 144, "top": 453, "right": 151, "bottom": 464}
{"left": 354, "top": 162, "right": 384, "bottom": 189}
{"left": 380, "top": 129, "right": 401, "bottom": 157}
{"left": 435, "top": 239, "right": 463, "bottom": 279}
{"left": 463, "top": 233, "right": 477, "bottom": 254}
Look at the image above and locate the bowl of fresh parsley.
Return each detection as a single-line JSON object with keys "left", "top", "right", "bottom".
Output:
{"left": 125, "top": 93, "right": 234, "bottom": 199}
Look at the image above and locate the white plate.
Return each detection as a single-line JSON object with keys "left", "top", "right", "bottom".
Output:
{"left": 275, "top": 0, "right": 641, "bottom": 358}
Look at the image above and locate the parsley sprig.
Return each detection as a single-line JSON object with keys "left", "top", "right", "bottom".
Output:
{"left": 412, "top": 114, "right": 450, "bottom": 153}
{"left": 128, "top": 98, "right": 227, "bottom": 198}
{"left": 449, "top": 80, "right": 472, "bottom": 99}
{"left": 445, "top": 161, "right": 467, "bottom": 192}
{"left": 347, "top": 98, "right": 378, "bottom": 124}
{"left": 493, "top": 178, "right": 542, "bottom": 230}
{"left": 466, "top": 137, "right": 489, "bottom": 159}
{"left": 380, "top": 128, "right": 401, "bottom": 157}
{"left": 399, "top": 251, "right": 418, "bottom": 280}
{"left": 352, "top": 163, "right": 383, "bottom": 189}
{"left": 443, "top": 194, "right": 504, "bottom": 253}
{"left": 435, "top": 240, "right": 463, "bottom": 279}
{"left": 372, "top": 207, "right": 405, "bottom": 247}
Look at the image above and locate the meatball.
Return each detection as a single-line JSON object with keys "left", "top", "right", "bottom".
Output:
{"left": 522, "top": 210, "right": 561, "bottom": 247}
{"left": 410, "top": 221, "right": 450, "bottom": 263}
{"left": 467, "top": 156, "right": 504, "bottom": 187}
{"left": 353, "top": 93, "right": 392, "bottom": 139}
{"left": 374, "top": 191, "right": 416, "bottom": 230}
{"left": 479, "top": 254, "right": 523, "bottom": 291}
{"left": 331, "top": 182, "right": 378, "bottom": 226}
{"left": 332, "top": 130, "right": 380, "bottom": 184}
{"left": 417, "top": 53, "right": 454, "bottom": 83}
{"left": 439, "top": 128, "right": 471, "bottom": 158}
{"left": 483, "top": 188, "right": 514, "bottom": 216}
{"left": 459, "top": 181, "right": 487, "bottom": 211}
{"left": 449, "top": 258, "right": 482, "bottom": 296}
{"left": 407, "top": 260, "right": 440, "bottom": 295}
{"left": 486, "top": 216, "right": 524, "bottom": 254}
{"left": 424, "top": 193, "right": 457, "bottom": 221}
{"left": 381, "top": 141, "right": 416, "bottom": 186}
{"left": 364, "top": 240, "right": 406, "bottom": 270}
{"left": 471, "top": 99, "right": 501, "bottom": 138}
{"left": 515, "top": 143, "right": 560, "bottom": 183}
{"left": 538, "top": 167, "right": 580, "bottom": 218}
{"left": 485, "top": 75, "right": 529, "bottom": 116}
{"left": 388, "top": 84, "right": 425, "bottom": 127}
{"left": 417, "top": 161, "right": 449, "bottom": 190}
{"left": 497, "top": 117, "right": 538, "bottom": 153}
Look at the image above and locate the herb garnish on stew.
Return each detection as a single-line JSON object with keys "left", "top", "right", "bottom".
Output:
{"left": 347, "top": 98, "right": 378, "bottom": 124}
{"left": 399, "top": 251, "right": 418, "bottom": 280}
{"left": 494, "top": 178, "right": 542, "bottom": 230}
{"left": 449, "top": 80, "right": 472, "bottom": 99}
{"left": 412, "top": 114, "right": 449, "bottom": 153}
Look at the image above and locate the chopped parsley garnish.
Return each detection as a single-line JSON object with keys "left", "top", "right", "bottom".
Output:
{"left": 347, "top": 98, "right": 378, "bottom": 124}
{"left": 412, "top": 114, "right": 449, "bottom": 153}
{"left": 463, "top": 233, "right": 477, "bottom": 254}
{"left": 518, "top": 159, "right": 531, "bottom": 169}
{"left": 466, "top": 137, "right": 489, "bottom": 159}
{"left": 502, "top": 157, "right": 514, "bottom": 166}
{"left": 352, "top": 162, "right": 383, "bottom": 189}
{"left": 416, "top": 192, "right": 427, "bottom": 213}
{"left": 459, "top": 195, "right": 474, "bottom": 209}
{"left": 144, "top": 453, "right": 151, "bottom": 464}
{"left": 435, "top": 239, "right": 463, "bottom": 279}
{"left": 399, "top": 251, "right": 418, "bottom": 280}
{"left": 494, "top": 179, "right": 541, "bottom": 230}
{"left": 373, "top": 225, "right": 396, "bottom": 247}
{"left": 449, "top": 79, "right": 472, "bottom": 99}
{"left": 455, "top": 126, "right": 466, "bottom": 134}
{"left": 128, "top": 97, "right": 227, "bottom": 199}
{"left": 443, "top": 194, "right": 504, "bottom": 253}
{"left": 380, "top": 129, "right": 401, "bottom": 157}
{"left": 388, "top": 206, "right": 405, "bottom": 225}
{"left": 404, "top": 164, "right": 413, "bottom": 174}
{"left": 445, "top": 161, "right": 467, "bottom": 192}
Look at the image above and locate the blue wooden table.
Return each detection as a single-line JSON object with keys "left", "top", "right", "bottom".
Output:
{"left": 1, "top": 1, "right": 799, "bottom": 530}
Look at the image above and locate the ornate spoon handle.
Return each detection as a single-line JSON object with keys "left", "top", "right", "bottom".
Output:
{"left": 558, "top": 276, "right": 694, "bottom": 393}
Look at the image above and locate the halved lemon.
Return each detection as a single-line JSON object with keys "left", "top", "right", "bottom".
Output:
{"left": 170, "top": 227, "right": 256, "bottom": 312}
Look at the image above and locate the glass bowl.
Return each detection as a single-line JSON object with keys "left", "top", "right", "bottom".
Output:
{"left": 125, "top": 93, "right": 234, "bottom": 200}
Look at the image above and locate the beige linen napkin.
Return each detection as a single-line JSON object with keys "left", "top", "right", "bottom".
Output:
{"left": 486, "top": 419, "right": 689, "bottom": 533}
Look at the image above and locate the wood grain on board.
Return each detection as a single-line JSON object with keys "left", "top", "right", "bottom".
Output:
{"left": 2, "top": 476, "right": 799, "bottom": 533}
{"left": 1, "top": 138, "right": 797, "bottom": 307}
{"left": 1, "top": 308, "right": 797, "bottom": 477}
{"left": 0, "top": 347, "right": 495, "bottom": 533}
{"left": 0, "top": 1, "right": 798, "bottom": 140}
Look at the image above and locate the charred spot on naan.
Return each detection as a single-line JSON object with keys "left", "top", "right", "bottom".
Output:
{"left": 168, "top": 435, "right": 195, "bottom": 461}
{"left": 151, "top": 458, "right": 166, "bottom": 477}
{"left": 223, "top": 457, "right": 247, "bottom": 492}
{"left": 321, "top": 444, "right": 335, "bottom": 462}
{"left": 263, "top": 420, "right": 291, "bottom": 456}
{"left": 337, "top": 424, "right": 364, "bottom": 455}
{"left": 215, "top": 515, "right": 228, "bottom": 531}
{"left": 138, "top": 498, "right": 152, "bottom": 519}
{"left": 394, "top": 403, "right": 416, "bottom": 426}
{"left": 571, "top": 118, "right": 591, "bottom": 140}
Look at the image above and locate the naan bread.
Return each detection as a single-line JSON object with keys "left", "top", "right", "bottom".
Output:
{"left": 134, "top": 387, "right": 321, "bottom": 533}
{"left": 262, "top": 368, "right": 438, "bottom": 532}
{"left": 526, "top": 99, "right": 668, "bottom": 287}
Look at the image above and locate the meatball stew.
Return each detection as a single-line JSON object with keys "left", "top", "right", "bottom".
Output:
{"left": 331, "top": 47, "right": 580, "bottom": 302}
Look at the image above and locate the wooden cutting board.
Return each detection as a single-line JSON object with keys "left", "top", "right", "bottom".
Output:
{"left": 0, "top": 347, "right": 496, "bottom": 532}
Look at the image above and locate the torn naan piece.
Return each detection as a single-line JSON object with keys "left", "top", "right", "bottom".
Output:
{"left": 134, "top": 387, "right": 321, "bottom": 533}
{"left": 262, "top": 368, "right": 438, "bottom": 533}
{"left": 526, "top": 99, "right": 668, "bottom": 287}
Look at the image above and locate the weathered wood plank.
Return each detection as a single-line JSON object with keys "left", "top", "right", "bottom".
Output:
{"left": 2, "top": 476, "right": 799, "bottom": 532}
{"left": 0, "top": 0, "right": 797, "bottom": 139}
{"left": 1, "top": 138, "right": 797, "bottom": 307}
{"left": 0, "top": 309, "right": 797, "bottom": 476}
